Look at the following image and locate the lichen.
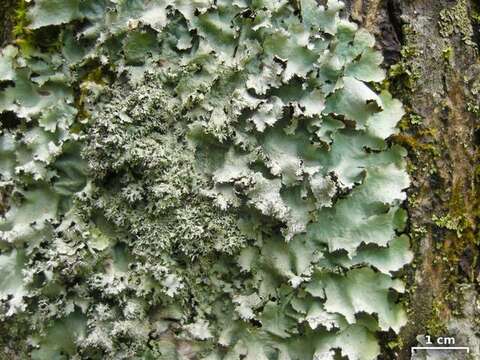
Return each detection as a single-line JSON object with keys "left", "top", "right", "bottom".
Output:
{"left": 432, "top": 214, "right": 467, "bottom": 238}
{"left": 0, "top": 1, "right": 412, "bottom": 359}
{"left": 439, "top": 0, "right": 478, "bottom": 49}
{"left": 82, "top": 79, "right": 249, "bottom": 259}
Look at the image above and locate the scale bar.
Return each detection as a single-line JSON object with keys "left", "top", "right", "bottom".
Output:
{"left": 411, "top": 347, "right": 470, "bottom": 353}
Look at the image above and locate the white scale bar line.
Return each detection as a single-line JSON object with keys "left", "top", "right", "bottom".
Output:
{"left": 411, "top": 347, "right": 470, "bottom": 353}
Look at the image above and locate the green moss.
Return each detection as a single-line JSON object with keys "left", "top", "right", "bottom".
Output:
{"left": 11, "top": 0, "right": 38, "bottom": 56}
{"left": 442, "top": 46, "right": 454, "bottom": 63}
{"left": 432, "top": 175, "right": 480, "bottom": 300}
{"left": 425, "top": 299, "right": 448, "bottom": 336}
{"left": 387, "top": 25, "right": 421, "bottom": 95}
{"left": 12, "top": 0, "right": 29, "bottom": 39}
{"left": 391, "top": 134, "right": 439, "bottom": 156}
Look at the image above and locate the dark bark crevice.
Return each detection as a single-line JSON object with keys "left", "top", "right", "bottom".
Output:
{"left": 386, "top": 0, "right": 404, "bottom": 45}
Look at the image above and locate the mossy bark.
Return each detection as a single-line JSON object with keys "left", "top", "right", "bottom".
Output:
{"left": 0, "top": 1, "right": 17, "bottom": 219}
{"left": 343, "top": 0, "right": 480, "bottom": 358}
{"left": 0, "top": 0, "right": 18, "bottom": 46}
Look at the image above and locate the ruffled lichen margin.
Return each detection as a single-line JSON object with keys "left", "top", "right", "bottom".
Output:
{"left": 0, "top": 1, "right": 412, "bottom": 359}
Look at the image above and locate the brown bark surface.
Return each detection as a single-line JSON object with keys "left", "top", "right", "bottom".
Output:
{"left": 0, "top": 0, "right": 17, "bottom": 47}
{"left": 342, "top": 0, "right": 480, "bottom": 358}
{"left": 0, "top": 0, "right": 17, "bottom": 218}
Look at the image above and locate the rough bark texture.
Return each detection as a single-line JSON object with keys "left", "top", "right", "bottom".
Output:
{"left": 0, "top": 0, "right": 18, "bottom": 46}
{"left": 342, "top": 0, "right": 480, "bottom": 358}
{"left": 0, "top": 0, "right": 17, "bottom": 220}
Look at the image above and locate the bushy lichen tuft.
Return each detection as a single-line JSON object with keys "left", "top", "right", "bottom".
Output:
{"left": 0, "top": 1, "right": 412, "bottom": 359}
{"left": 82, "top": 79, "right": 248, "bottom": 260}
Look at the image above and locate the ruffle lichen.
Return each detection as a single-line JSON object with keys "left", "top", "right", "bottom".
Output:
{"left": 0, "top": 1, "right": 411, "bottom": 359}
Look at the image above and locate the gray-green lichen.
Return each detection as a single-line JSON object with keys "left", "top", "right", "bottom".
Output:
{"left": 0, "top": 1, "right": 411, "bottom": 359}
{"left": 439, "top": 0, "right": 477, "bottom": 48}
{"left": 83, "top": 80, "right": 248, "bottom": 260}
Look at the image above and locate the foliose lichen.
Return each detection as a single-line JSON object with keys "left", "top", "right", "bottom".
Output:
{"left": 0, "top": 1, "right": 412, "bottom": 359}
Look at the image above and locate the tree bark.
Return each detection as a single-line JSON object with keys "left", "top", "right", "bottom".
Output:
{"left": 0, "top": 0, "right": 17, "bottom": 218}
{"left": 0, "top": 0, "right": 18, "bottom": 47}
{"left": 342, "top": 0, "right": 480, "bottom": 358}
